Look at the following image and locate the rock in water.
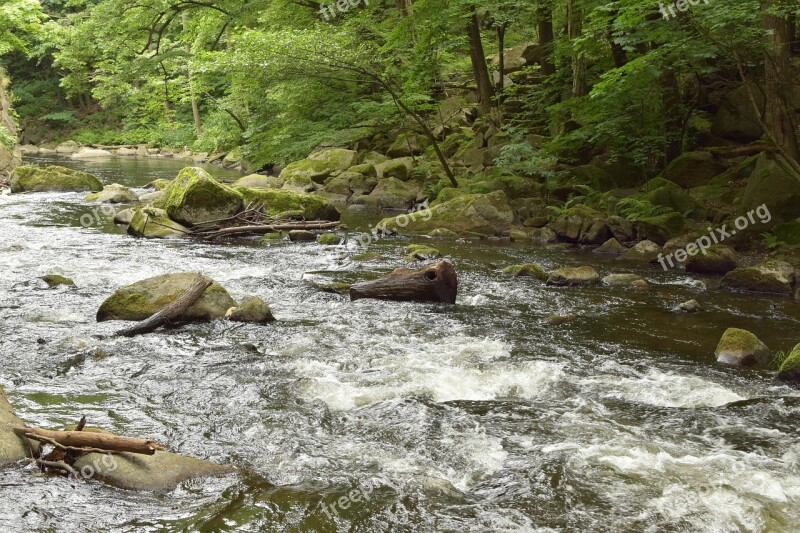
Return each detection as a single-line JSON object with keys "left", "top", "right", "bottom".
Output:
{"left": 721, "top": 260, "right": 796, "bottom": 295}
{"left": 0, "top": 386, "right": 37, "bottom": 466}
{"left": 96, "top": 273, "right": 237, "bottom": 322}
{"left": 39, "top": 274, "right": 75, "bottom": 288}
{"left": 236, "top": 188, "right": 339, "bottom": 221}
{"left": 551, "top": 206, "right": 610, "bottom": 245}
{"left": 71, "top": 147, "right": 113, "bottom": 159}
{"left": 593, "top": 238, "right": 626, "bottom": 255}
{"left": 157, "top": 167, "right": 244, "bottom": 226}
{"left": 546, "top": 266, "right": 600, "bottom": 286}
{"left": 502, "top": 263, "right": 547, "bottom": 280}
{"left": 226, "top": 296, "right": 275, "bottom": 323}
{"left": 601, "top": 273, "right": 645, "bottom": 287}
{"left": 10, "top": 165, "right": 103, "bottom": 193}
{"left": 684, "top": 245, "right": 737, "bottom": 274}
{"left": 84, "top": 183, "right": 139, "bottom": 203}
{"left": 127, "top": 207, "right": 189, "bottom": 239}
{"left": 776, "top": 344, "right": 800, "bottom": 387}
{"left": 714, "top": 327, "right": 770, "bottom": 366}
{"left": 674, "top": 299, "right": 702, "bottom": 313}
{"left": 623, "top": 240, "right": 661, "bottom": 262}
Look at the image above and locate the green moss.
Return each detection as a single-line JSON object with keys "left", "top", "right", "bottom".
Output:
{"left": 640, "top": 177, "right": 681, "bottom": 193}
{"left": 10, "top": 165, "right": 102, "bottom": 193}
{"left": 146, "top": 179, "right": 173, "bottom": 191}
{"left": 433, "top": 187, "right": 469, "bottom": 205}
{"left": 348, "top": 163, "right": 376, "bottom": 176}
{"left": 643, "top": 186, "right": 704, "bottom": 218}
{"left": 236, "top": 187, "right": 339, "bottom": 221}
{"left": 381, "top": 160, "right": 409, "bottom": 180}
{"left": 773, "top": 221, "right": 800, "bottom": 245}
{"left": 778, "top": 344, "right": 800, "bottom": 374}
{"left": 315, "top": 281, "right": 352, "bottom": 294}
{"left": 502, "top": 263, "right": 547, "bottom": 280}
{"left": 634, "top": 212, "right": 685, "bottom": 244}
{"left": 156, "top": 167, "right": 243, "bottom": 226}
{"left": 128, "top": 207, "right": 189, "bottom": 239}
{"left": 317, "top": 233, "right": 342, "bottom": 245}
{"left": 405, "top": 244, "right": 441, "bottom": 260}
{"left": 39, "top": 274, "right": 75, "bottom": 287}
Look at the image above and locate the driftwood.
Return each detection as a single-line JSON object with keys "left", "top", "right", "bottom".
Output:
{"left": 350, "top": 260, "right": 458, "bottom": 304}
{"left": 202, "top": 221, "right": 340, "bottom": 240}
{"left": 115, "top": 273, "right": 212, "bottom": 337}
{"left": 14, "top": 427, "right": 164, "bottom": 455}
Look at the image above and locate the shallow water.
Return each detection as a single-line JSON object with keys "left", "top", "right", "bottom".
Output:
{"left": 1, "top": 155, "right": 799, "bottom": 532}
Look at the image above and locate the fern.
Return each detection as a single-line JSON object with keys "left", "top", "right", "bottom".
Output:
{"left": 762, "top": 232, "right": 781, "bottom": 250}
{"left": 615, "top": 198, "right": 673, "bottom": 221}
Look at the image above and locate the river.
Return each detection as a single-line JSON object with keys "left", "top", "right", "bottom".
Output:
{"left": 1, "top": 154, "right": 799, "bottom": 532}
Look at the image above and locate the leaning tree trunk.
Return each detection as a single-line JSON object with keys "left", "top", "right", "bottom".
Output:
{"left": 467, "top": 11, "right": 495, "bottom": 115}
{"left": 350, "top": 260, "right": 458, "bottom": 304}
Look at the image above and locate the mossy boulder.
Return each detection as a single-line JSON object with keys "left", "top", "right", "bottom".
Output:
{"left": 593, "top": 237, "right": 626, "bottom": 255}
{"left": 684, "top": 245, "right": 738, "bottom": 274}
{"left": 773, "top": 221, "right": 800, "bottom": 245}
{"left": 721, "top": 260, "right": 796, "bottom": 295}
{"left": 40, "top": 274, "right": 75, "bottom": 288}
{"left": 288, "top": 229, "right": 316, "bottom": 241}
{"left": 1, "top": 386, "right": 37, "bottom": 466}
{"left": 367, "top": 178, "right": 420, "bottom": 209}
{"left": 742, "top": 152, "right": 800, "bottom": 225}
{"left": 84, "top": 183, "right": 139, "bottom": 203}
{"left": 623, "top": 240, "right": 661, "bottom": 261}
{"left": 429, "top": 228, "right": 460, "bottom": 238}
{"left": 387, "top": 133, "right": 429, "bottom": 157}
{"left": 642, "top": 187, "right": 704, "bottom": 218}
{"left": 489, "top": 175, "right": 542, "bottom": 199}
{"left": 502, "top": 263, "right": 547, "bottom": 280}
{"left": 633, "top": 212, "right": 685, "bottom": 245}
{"left": 547, "top": 266, "right": 600, "bottom": 286}
{"left": 232, "top": 174, "right": 283, "bottom": 189}
{"left": 74, "top": 447, "right": 233, "bottom": 493}
{"left": 236, "top": 188, "right": 339, "bottom": 221}
{"left": 226, "top": 296, "right": 275, "bottom": 324}
{"left": 127, "top": 207, "right": 189, "bottom": 239}
{"left": 405, "top": 244, "right": 441, "bottom": 260}
{"left": 714, "top": 328, "right": 770, "bottom": 367}
{"left": 602, "top": 273, "right": 646, "bottom": 286}
{"left": 606, "top": 215, "right": 636, "bottom": 242}
{"left": 640, "top": 177, "right": 681, "bottom": 193}
{"left": 114, "top": 208, "right": 135, "bottom": 225}
{"left": 347, "top": 163, "right": 377, "bottom": 177}
{"left": 10, "top": 165, "right": 102, "bottom": 193}
{"left": 551, "top": 206, "right": 611, "bottom": 245}
{"left": 96, "top": 273, "right": 236, "bottom": 322}
{"left": 375, "top": 157, "right": 414, "bottom": 180}
{"left": 377, "top": 190, "right": 513, "bottom": 235}
{"left": 776, "top": 343, "right": 800, "bottom": 387}
{"left": 317, "top": 233, "right": 342, "bottom": 245}
{"left": 662, "top": 151, "right": 726, "bottom": 189}
{"left": 279, "top": 148, "right": 357, "bottom": 185}
{"left": 550, "top": 165, "right": 615, "bottom": 199}
{"left": 323, "top": 172, "right": 359, "bottom": 196}
{"left": 156, "top": 167, "right": 243, "bottom": 226}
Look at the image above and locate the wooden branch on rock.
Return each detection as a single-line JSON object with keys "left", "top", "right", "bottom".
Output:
{"left": 201, "top": 221, "right": 340, "bottom": 240}
{"left": 14, "top": 427, "right": 164, "bottom": 455}
{"left": 350, "top": 260, "right": 458, "bottom": 304}
{"left": 115, "top": 273, "right": 212, "bottom": 337}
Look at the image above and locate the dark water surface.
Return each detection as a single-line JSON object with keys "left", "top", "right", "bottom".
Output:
{"left": 1, "top": 155, "right": 799, "bottom": 532}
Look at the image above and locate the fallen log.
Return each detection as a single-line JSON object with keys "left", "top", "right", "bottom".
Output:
{"left": 115, "top": 273, "right": 212, "bottom": 337}
{"left": 201, "top": 221, "right": 341, "bottom": 240}
{"left": 350, "top": 260, "right": 458, "bottom": 304}
{"left": 14, "top": 427, "right": 164, "bottom": 455}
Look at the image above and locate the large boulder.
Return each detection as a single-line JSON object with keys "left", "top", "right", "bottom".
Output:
{"left": 387, "top": 133, "right": 428, "bottom": 158}
{"left": 366, "top": 178, "right": 420, "bottom": 209}
{"left": 776, "top": 343, "right": 800, "bottom": 387}
{"left": 684, "top": 245, "right": 738, "bottom": 274}
{"left": 85, "top": 183, "right": 139, "bottom": 203}
{"left": 96, "top": 273, "right": 237, "bottom": 322}
{"left": 1, "top": 386, "right": 36, "bottom": 466}
{"left": 377, "top": 190, "right": 514, "bottom": 235}
{"left": 74, "top": 445, "right": 233, "bottom": 492}
{"left": 742, "top": 152, "right": 800, "bottom": 225}
{"left": 721, "top": 260, "right": 796, "bottom": 295}
{"left": 236, "top": 188, "right": 340, "bottom": 221}
{"left": 633, "top": 212, "right": 685, "bottom": 245}
{"left": 551, "top": 206, "right": 610, "bottom": 245}
{"left": 156, "top": 167, "right": 244, "bottom": 226}
{"left": 232, "top": 174, "right": 283, "bottom": 189}
{"left": 226, "top": 296, "right": 275, "bottom": 323}
{"left": 10, "top": 165, "right": 102, "bottom": 193}
{"left": 279, "top": 148, "right": 357, "bottom": 186}
{"left": 662, "top": 151, "right": 726, "bottom": 189}
{"left": 714, "top": 328, "right": 770, "bottom": 367}
{"left": 546, "top": 266, "right": 600, "bottom": 286}
{"left": 642, "top": 186, "right": 704, "bottom": 217}
{"left": 711, "top": 84, "right": 764, "bottom": 142}
{"left": 127, "top": 207, "right": 189, "bottom": 239}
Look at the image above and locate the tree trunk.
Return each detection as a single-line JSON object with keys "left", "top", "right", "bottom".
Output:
{"left": 537, "top": 6, "right": 556, "bottom": 76}
{"left": 762, "top": 0, "right": 800, "bottom": 162}
{"left": 467, "top": 11, "right": 495, "bottom": 114}
{"left": 350, "top": 260, "right": 458, "bottom": 304}
{"left": 15, "top": 427, "right": 164, "bottom": 455}
{"left": 661, "top": 68, "right": 683, "bottom": 164}
{"left": 568, "top": 0, "right": 587, "bottom": 97}
{"left": 183, "top": 13, "right": 202, "bottom": 137}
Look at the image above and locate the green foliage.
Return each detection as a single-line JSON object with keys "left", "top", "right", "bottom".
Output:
{"left": 615, "top": 197, "right": 674, "bottom": 221}
{"left": 762, "top": 232, "right": 781, "bottom": 250}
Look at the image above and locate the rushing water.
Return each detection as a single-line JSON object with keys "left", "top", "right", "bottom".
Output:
{"left": 1, "top": 155, "right": 800, "bottom": 532}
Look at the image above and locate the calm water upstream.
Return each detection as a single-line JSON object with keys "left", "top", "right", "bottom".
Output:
{"left": 1, "top": 155, "right": 800, "bottom": 532}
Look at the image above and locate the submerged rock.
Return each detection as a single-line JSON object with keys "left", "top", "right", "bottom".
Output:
{"left": 776, "top": 344, "right": 800, "bottom": 387}
{"left": 156, "top": 167, "right": 244, "bottom": 226}
{"left": 84, "top": 183, "right": 139, "bottom": 203}
{"left": 10, "top": 165, "right": 103, "bottom": 193}
{"left": 39, "top": 274, "right": 75, "bottom": 288}
{"left": 226, "top": 296, "right": 275, "bottom": 324}
{"left": 714, "top": 327, "right": 770, "bottom": 366}
{"left": 721, "top": 260, "right": 796, "bottom": 295}
{"left": 546, "top": 266, "right": 600, "bottom": 286}
{"left": 502, "top": 263, "right": 547, "bottom": 280}
{"left": 1, "top": 386, "right": 36, "bottom": 466}
{"left": 96, "top": 273, "right": 237, "bottom": 322}
{"left": 128, "top": 207, "right": 189, "bottom": 239}
{"left": 674, "top": 299, "right": 702, "bottom": 313}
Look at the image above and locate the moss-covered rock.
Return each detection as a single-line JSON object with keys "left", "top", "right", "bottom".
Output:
{"left": 377, "top": 190, "right": 513, "bottom": 235}
{"left": 73, "top": 447, "right": 233, "bottom": 493}
{"left": 96, "top": 273, "right": 236, "bottom": 322}
{"left": 662, "top": 151, "right": 726, "bottom": 189}
{"left": 232, "top": 174, "right": 283, "bottom": 189}
{"left": 602, "top": 273, "right": 645, "bottom": 286}
{"left": 279, "top": 148, "right": 357, "bottom": 185}
{"left": 742, "top": 152, "right": 800, "bottom": 225}
{"left": 593, "top": 237, "right": 626, "bottom": 255}
{"left": 312, "top": 281, "right": 352, "bottom": 294}
{"left": 39, "top": 274, "right": 75, "bottom": 288}
{"left": 236, "top": 188, "right": 340, "bottom": 221}
{"left": 623, "top": 240, "right": 661, "bottom": 261}
{"left": 156, "top": 167, "right": 243, "bottom": 226}
{"left": 606, "top": 215, "right": 636, "bottom": 243}
{"left": 546, "top": 266, "right": 600, "bottom": 286}
{"left": 502, "top": 263, "right": 547, "bottom": 280}
{"left": 634, "top": 212, "right": 685, "bottom": 245}
{"left": 405, "top": 244, "right": 441, "bottom": 260}
{"left": 551, "top": 165, "right": 615, "bottom": 199}
{"left": 684, "top": 245, "right": 738, "bottom": 274}
{"left": 85, "top": 183, "right": 138, "bottom": 203}
{"left": 226, "top": 296, "right": 275, "bottom": 323}
{"left": 114, "top": 208, "right": 135, "bottom": 225}
{"left": 317, "top": 233, "right": 342, "bottom": 245}
{"left": 10, "top": 165, "right": 103, "bottom": 193}
{"left": 776, "top": 343, "right": 800, "bottom": 387}
{"left": 721, "top": 260, "right": 796, "bottom": 295}
{"left": 347, "top": 163, "right": 377, "bottom": 177}
{"left": 714, "top": 327, "right": 770, "bottom": 366}
{"left": 288, "top": 229, "right": 316, "bottom": 241}
{"left": 640, "top": 177, "right": 681, "bottom": 193}
{"left": 643, "top": 186, "right": 704, "bottom": 218}
{"left": 367, "top": 177, "right": 420, "bottom": 209}
{"left": 773, "top": 221, "right": 800, "bottom": 245}
{"left": 323, "top": 172, "right": 358, "bottom": 196}
{"left": 551, "top": 206, "right": 610, "bottom": 245}
{"left": 1, "top": 386, "right": 37, "bottom": 466}
{"left": 429, "top": 228, "right": 460, "bottom": 239}
{"left": 387, "top": 133, "right": 428, "bottom": 157}
{"left": 127, "top": 207, "right": 189, "bottom": 239}
{"left": 489, "top": 175, "right": 542, "bottom": 199}
{"left": 375, "top": 157, "right": 414, "bottom": 180}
